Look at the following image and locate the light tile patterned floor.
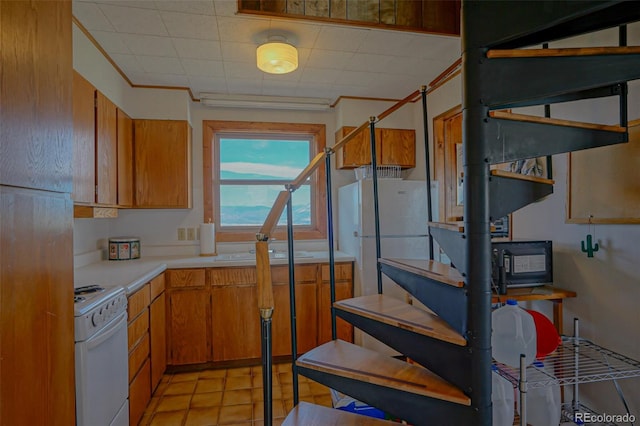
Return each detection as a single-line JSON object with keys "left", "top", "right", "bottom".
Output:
{"left": 140, "top": 363, "right": 333, "bottom": 426}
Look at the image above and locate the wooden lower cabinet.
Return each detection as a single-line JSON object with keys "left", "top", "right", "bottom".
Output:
{"left": 166, "top": 262, "right": 353, "bottom": 366}
{"left": 318, "top": 263, "right": 354, "bottom": 344}
{"left": 150, "top": 280, "right": 166, "bottom": 391}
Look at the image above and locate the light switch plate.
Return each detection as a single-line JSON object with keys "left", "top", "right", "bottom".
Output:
{"left": 187, "top": 227, "right": 196, "bottom": 240}
{"left": 177, "top": 228, "right": 186, "bottom": 241}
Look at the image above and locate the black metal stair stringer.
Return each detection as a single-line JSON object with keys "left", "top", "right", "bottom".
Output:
{"left": 480, "top": 54, "right": 640, "bottom": 109}
{"left": 491, "top": 83, "right": 624, "bottom": 111}
{"left": 489, "top": 175, "right": 554, "bottom": 221}
{"left": 464, "top": 1, "right": 640, "bottom": 50}
{"left": 379, "top": 262, "right": 467, "bottom": 336}
{"left": 297, "top": 366, "right": 473, "bottom": 426}
{"left": 485, "top": 117, "right": 628, "bottom": 165}
{"left": 428, "top": 226, "right": 466, "bottom": 275}
{"left": 334, "top": 308, "right": 472, "bottom": 393}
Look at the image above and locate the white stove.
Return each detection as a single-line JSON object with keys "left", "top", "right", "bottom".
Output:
{"left": 74, "top": 284, "right": 129, "bottom": 426}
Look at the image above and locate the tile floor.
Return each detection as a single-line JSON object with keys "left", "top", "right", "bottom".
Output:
{"left": 140, "top": 363, "right": 333, "bottom": 426}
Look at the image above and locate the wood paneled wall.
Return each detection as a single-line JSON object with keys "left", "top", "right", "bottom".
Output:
{"left": 238, "top": 0, "right": 460, "bottom": 35}
{"left": 0, "top": 0, "right": 75, "bottom": 424}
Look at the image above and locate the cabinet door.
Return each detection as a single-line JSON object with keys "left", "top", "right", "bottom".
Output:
{"left": 379, "top": 128, "right": 416, "bottom": 168}
{"left": 272, "top": 281, "right": 318, "bottom": 356}
{"left": 150, "top": 292, "right": 166, "bottom": 391}
{"left": 335, "top": 126, "right": 371, "bottom": 169}
{"left": 318, "top": 263, "right": 354, "bottom": 344}
{"left": 129, "top": 359, "right": 151, "bottom": 426}
{"left": 117, "top": 109, "right": 133, "bottom": 207}
{"left": 72, "top": 71, "right": 96, "bottom": 204}
{"left": 167, "top": 289, "right": 210, "bottom": 365}
{"left": 96, "top": 91, "right": 117, "bottom": 205}
{"left": 211, "top": 285, "right": 261, "bottom": 361}
{"left": 133, "top": 120, "right": 192, "bottom": 208}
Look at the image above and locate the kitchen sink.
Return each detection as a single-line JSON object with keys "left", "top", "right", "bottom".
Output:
{"left": 224, "top": 250, "right": 314, "bottom": 261}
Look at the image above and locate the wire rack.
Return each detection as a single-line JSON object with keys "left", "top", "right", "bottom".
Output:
{"left": 494, "top": 336, "right": 640, "bottom": 389}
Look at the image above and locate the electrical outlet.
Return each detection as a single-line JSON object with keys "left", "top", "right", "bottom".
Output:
{"left": 187, "top": 227, "right": 196, "bottom": 241}
{"left": 177, "top": 228, "right": 186, "bottom": 241}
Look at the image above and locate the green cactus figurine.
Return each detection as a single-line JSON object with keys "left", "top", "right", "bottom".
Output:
{"left": 581, "top": 234, "right": 599, "bottom": 258}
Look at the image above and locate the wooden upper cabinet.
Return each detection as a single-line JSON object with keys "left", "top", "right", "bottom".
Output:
{"left": 335, "top": 126, "right": 416, "bottom": 169}
{"left": 133, "top": 120, "right": 192, "bottom": 209}
{"left": 72, "top": 71, "right": 96, "bottom": 204}
{"left": 96, "top": 91, "right": 118, "bottom": 205}
{"left": 117, "top": 109, "right": 133, "bottom": 207}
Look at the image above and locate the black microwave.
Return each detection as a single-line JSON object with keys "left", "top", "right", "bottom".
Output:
{"left": 491, "top": 240, "right": 553, "bottom": 294}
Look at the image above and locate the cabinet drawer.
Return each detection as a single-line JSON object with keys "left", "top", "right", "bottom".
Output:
{"left": 129, "top": 358, "right": 151, "bottom": 426}
{"left": 150, "top": 273, "right": 165, "bottom": 300}
{"left": 272, "top": 264, "right": 317, "bottom": 284}
{"left": 128, "top": 284, "right": 150, "bottom": 320}
{"left": 167, "top": 269, "right": 205, "bottom": 288}
{"left": 128, "top": 332, "right": 150, "bottom": 383}
{"left": 127, "top": 310, "right": 149, "bottom": 350}
{"left": 321, "top": 263, "right": 353, "bottom": 281}
{"left": 209, "top": 267, "right": 256, "bottom": 286}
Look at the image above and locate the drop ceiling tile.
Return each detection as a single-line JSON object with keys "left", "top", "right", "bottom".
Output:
{"left": 305, "top": 49, "right": 354, "bottom": 70}
{"left": 225, "top": 78, "right": 264, "bottom": 95}
{"left": 313, "top": 25, "right": 368, "bottom": 52}
{"left": 260, "top": 81, "right": 299, "bottom": 97}
{"left": 299, "top": 67, "right": 341, "bottom": 84}
{"left": 223, "top": 61, "right": 263, "bottom": 79}
{"left": 217, "top": 16, "right": 271, "bottom": 43}
{"left": 137, "top": 56, "right": 185, "bottom": 74}
{"left": 396, "top": 57, "right": 452, "bottom": 78}
{"left": 336, "top": 70, "right": 377, "bottom": 86}
{"left": 181, "top": 59, "right": 225, "bottom": 77}
{"left": 294, "top": 83, "right": 338, "bottom": 101}
{"left": 408, "top": 35, "right": 460, "bottom": 60}
{"left": 189, "top": 76, "right": 228, "bottom": 95}
{"left": 220, "top": 42, "right": 256, "bottom": 63}
{"left": 161, "top": 11, "right": 219, "bottom": 40}
{"left": 98, "top": 4, "right": 167, "bottom": 36}
{"left": 120, "top": 34, "right": 177, "bottom": 57}
{"left": 110, "top": 53, "right": 144, "bottom": 73}
{"left": 358, "top": 30, "right": 419, "bottom": 56}
{"left": 172, "top": 38, "right": 222, "bottom": 60}
{"left": 73, "top": 2, "right": 115, "bottom": 31}
{"left": 98, "top": 1, "right": 158, "bottom": 10}
{"left": 345, "top": 53, "right": 395, "bottom": 73}
{"left": 90, "top": 31, "right": 131, "bottom": 54}
{"left": 266, "top": 21, "right": 321, "bottom": 49}
{"left": 212, "top": 0, "right": 237, "bottom": 16}
{"left": 154, "top": 0, "right": 215, "bottom": 15}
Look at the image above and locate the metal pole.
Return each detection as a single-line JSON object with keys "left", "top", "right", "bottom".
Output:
{"left": 543, "top": 43, "right": 553, "bottom": 179}
{"left": 462, "top": 5, "right": 492, "bottom": 423}
{"left": 421, "top": 85, "right": 435, "bottom": 260}
{"left": 369, "top": 117, "right": 383, "bottom": 294}
{"left": 285, "top": 186, "right": 299, "bottom": 405}
{"left": 260, "top": 310, "right": 273, "bottom": 426}
{"left": 620, "top": 25, "right": 628, "bottom": 128}
{"left": 519, "top": 354, "right": 527, "bottom": 426}
{"left": 324, "top": 150, "right": 337, "bottom": 340}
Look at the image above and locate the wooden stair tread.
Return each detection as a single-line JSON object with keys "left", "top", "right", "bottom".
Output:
{"left": 297, "top": 340, "right": 470, "bottom": 406}
{"left": 490, "top": 169, "right": 555, "bottom": 185}
{"left": 335, "top": 294, "right": 467, "bottom": 346}
{"left": 379, "top": 258, "right": 464, "bottom": 288}
{"left": 428, "top": 221, "right": 496, "bottom": 234}
{"left": 283, "top": 402, "right": 396, "bottom": 426}
{"left": 487, "top": 46, "right": 640, "bottom": 59}
{"left": 489, "top": 111, "right": 626, "bottom": 133}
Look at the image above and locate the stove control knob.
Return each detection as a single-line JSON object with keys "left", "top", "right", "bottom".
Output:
{"left": 91, "top": 312, "right": 100, "bottom": 327}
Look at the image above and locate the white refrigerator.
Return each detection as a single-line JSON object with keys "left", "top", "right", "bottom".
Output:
{"left": 338, "top": 179, "right": 438, "bottom": 354}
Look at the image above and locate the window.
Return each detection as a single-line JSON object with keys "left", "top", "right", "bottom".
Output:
{"left": 204, "top": 121, "right": 326, "bottom": 242}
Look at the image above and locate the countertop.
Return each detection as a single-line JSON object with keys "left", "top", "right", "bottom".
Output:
{"left": 74, "top": 251, "right": 355, "bottom": 295}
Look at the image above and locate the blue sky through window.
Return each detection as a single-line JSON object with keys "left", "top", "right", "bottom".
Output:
{"left": 219, "top": 138, "right": 312, "bottom": 226}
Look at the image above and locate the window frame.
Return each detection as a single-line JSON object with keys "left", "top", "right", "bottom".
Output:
{"left": 203, "top": 120, "right": 327, "bottom": 242}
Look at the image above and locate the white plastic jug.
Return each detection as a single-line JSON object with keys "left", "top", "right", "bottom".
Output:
{"left": 519, "top": 361, "right": 561, "bottom": 426}
{"left": 491, "top": 299, "right": 537, "bottom": 368}
{"left": 492, "top": 366, "right": 515, "bottom": 426}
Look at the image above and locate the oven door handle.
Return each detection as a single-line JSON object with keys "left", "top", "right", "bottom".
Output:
{"left": 85, "top": 312, "right": 127, "bottom": 350}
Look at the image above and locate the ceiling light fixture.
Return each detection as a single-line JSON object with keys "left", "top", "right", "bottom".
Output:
{"left": 256, "top": 36, "right": 298, "bottom": 75}
{"left": 199, "top": 93, "right": 331, "bottom": 111}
